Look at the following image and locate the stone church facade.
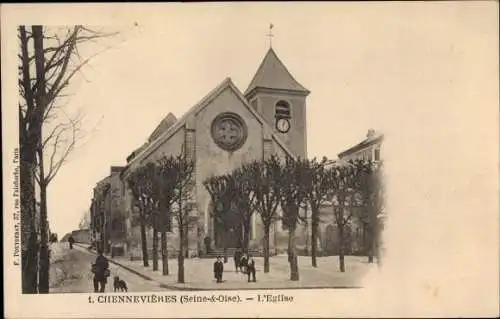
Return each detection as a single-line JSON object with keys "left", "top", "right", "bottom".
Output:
{"left": 119, "top": 47, "right": 310, "bottom": 257}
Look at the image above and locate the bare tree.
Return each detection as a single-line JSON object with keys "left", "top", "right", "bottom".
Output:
{"left": 126, "top": 164, "right": 157, "bottom": 268}
{"left": 203, "top": 175, "right": 238, "bottom": 263}
{"left": 328, "top": 163, "right": 358, "bottom": 272}
{"left": 231, "top": 167, "right": 258, "bottom": 253}
{"left": 303, "top": 157, "right": 331, "bottom": 267}
{"left": 18, "top": 25, "right": 120, "bottom": 293}
{"left": 169, "top": 154, "right": 195, "bottom": 283}
{"left": 154, "top": 157, "right": 175, "bottom": 276}
{"left": 278, "top": 157, "right": 308, "bottom": 281}
{"left": 248, "top": 156, "right": 283, "bottom": 273}
{"left": 354, "top": 160, "right": 385, "bottom": 263}
{"left": 141, "top": 163, "right": 160, "bottom": 272}
{"left": 155, "top": 153, "right": 193, "bottom": 277}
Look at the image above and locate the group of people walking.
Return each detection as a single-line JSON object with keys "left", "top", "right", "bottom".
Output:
{"left": 92, "top": 248, "right": 258, "bottom": 291}
{"left": 213, "top": 249, "right": 257, "bottom": 283}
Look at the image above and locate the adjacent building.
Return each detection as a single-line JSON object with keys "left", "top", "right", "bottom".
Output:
{"left": 338, "top": 129, "right": 383, "bottom": 163}
{"left": 90, "top": 166, "right": 126, "bottom": 253}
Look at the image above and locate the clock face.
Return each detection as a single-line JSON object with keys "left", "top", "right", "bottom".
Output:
{"left": 211, "top": 112, "right": 248, "bottom": 151}
{"left": 276, "top": 118, "right": 290, "bottom": 133}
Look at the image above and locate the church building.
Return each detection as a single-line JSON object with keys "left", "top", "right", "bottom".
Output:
{"left": 120, "top": 46, "right": 310, "bottom": 257}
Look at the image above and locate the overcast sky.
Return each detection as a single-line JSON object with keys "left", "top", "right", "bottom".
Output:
{"left": 4, "top": 3, "right": 497, "bottom": 242}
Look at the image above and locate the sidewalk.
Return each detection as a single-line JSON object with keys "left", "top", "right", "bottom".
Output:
{"left": 76, "top": 244, "right": 373, "bottom": 290}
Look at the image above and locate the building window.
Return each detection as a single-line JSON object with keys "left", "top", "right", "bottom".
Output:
{"left": 211, "top": 112, "right": 248, "bottom": 152}
{"left": 275, "top": 100, "right": 291, "bottom": 119}
{"left": 374, "top": 148, "right": 381, "bottom": 161}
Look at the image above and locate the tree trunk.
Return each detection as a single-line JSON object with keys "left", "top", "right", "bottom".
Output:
{"left": 177, "top": 224, "right": 185, "bottom": 283}
{"left": 184, "top": 223, "right": 189, "bottom": 259}
{"left": 100, "top": 198, "right": 107, "bottom": 253}
{"left": 367, "top": 227, "right": 374, "bottom": 263}
{"left": 22, "top": 234, "right": 39, "bottom": 294}
{"left": 223, "top": 229, "right": 228, "bottom": 263}
{"left": 19, "top": 25, "right": 40, "bottom": 294}
{"left": 374, "top": 218, "right": 382, "bottom": 265}
{"left": 152, "top": 226, "right": 159, "bottom": 271}
{"left": 103, "top": 218, "right": 109, "bottom": 254}
{"left": 263, "top": 226, "right": 270, "bottom": 273}
{"left": 161, "top": 230, "right": 169, "bottom": 275}
{"left": 243, "top": 220, "right": 251, "bottom": 253}
{"left": 304, "top": 220, "right": 309, "bottom": 256}
{"left": 38, "top": 181, "right": 50, "bottom": 293}
{"left": 311, "top": 216, "right": 318, "bottom": 268}
{"left": 33, "top": 25, "right": 50, "bottom": 294}
{"left": 139, "top": 217, "right": 149, "bottom": 267}
{"left": 338, "top": 222, "right": 345, "bottom": 273}
{"left": 20, "top": 154, "right": 39, "bottom": 294}
{"left": 288, "top": 227, "right": 299, "bottom": 281}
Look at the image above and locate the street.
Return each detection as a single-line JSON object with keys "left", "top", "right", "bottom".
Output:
{"left": 50, "top": 244, "right": 169, "bottom": 293}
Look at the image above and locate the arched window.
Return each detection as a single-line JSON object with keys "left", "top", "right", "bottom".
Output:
{"left": 275, "top": 100, "right": 291, "bottom": 119}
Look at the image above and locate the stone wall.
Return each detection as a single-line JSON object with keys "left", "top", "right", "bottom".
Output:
{"left": 194, "top": 87, "right": 265, "bottom": 247}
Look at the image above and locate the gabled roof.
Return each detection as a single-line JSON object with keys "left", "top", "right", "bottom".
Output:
{"left": 244, "top": 47, "right": 309, "bottom": 96}
{"left": 125, "top": 142, "right": 148, "bottom": 163}
{"left": 148, "top": 112, "right": 177, "bottom": 142}
{"left": 121, "top": 77, "right": 296, "bottom": 178}
{"left": 338, "top": 130, "right": 384, "bottom": 159}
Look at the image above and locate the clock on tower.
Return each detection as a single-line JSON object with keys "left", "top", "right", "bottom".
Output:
{"left": 276, "top": 118, "right": 290, "bottom": 133}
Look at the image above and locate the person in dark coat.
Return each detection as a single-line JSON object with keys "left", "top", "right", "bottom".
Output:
{"left": 68, "top": 236, "right": 75, "bottom": 249}
{"left": 247, "top": 255, "right": 257, "bottom": 282}
{"left": 233, "top": 249, "right": 242, "bottom": 273}
{"left": 92, "top": 249, "right": 110, "bottom": 292}
{"left": 240, "top": 253, "right": 248, "bottom": 275}
{"left": 213, "top": 256, "right": 224, "bottom": 283}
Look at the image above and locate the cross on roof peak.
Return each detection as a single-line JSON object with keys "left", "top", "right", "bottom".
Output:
{"left": 266, "top": 23, "right": 274, "bottom": 48}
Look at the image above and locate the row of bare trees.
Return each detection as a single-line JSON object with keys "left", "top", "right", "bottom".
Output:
{"left": 125, "top": 152, "right": 195, "bottom": 283}
{"left": 19, "top": 25, "right": 115, "bottom": 293}
{"left": 121, "top": 151, "right": 382, "bottom": 283}
{"left": 202, "top": 156, "right": 384, "bottom": 281}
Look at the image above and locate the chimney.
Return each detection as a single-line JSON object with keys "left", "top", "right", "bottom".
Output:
{"left": 110, "top": 166, "right": 125, "bottom": 174}
{"left": 366, "top": 129, "right": 376, "bottom": 138}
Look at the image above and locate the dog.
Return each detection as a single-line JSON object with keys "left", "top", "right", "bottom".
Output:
{"left": 113, "top": 276, "right": 128, "bottom": 292}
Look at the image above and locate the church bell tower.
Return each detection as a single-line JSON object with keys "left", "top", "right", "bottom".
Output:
{"left": 244, "top": 46, "right": 310, "bottom": 159}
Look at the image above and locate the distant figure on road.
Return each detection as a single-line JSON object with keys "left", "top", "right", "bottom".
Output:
{"left": 233, "top": 249, "right": 242, "bottom": 273}
{"left": 91, "top": 249, "right": 110, "bottom": 293}
{"left": 247, "top": 255, "right": 256, "bottom": 282}
{"left": 68, "top": 236, "right": 75, "bottom": 250}
{"left": 213, "top": 256, "right": 224, "bottom": 283}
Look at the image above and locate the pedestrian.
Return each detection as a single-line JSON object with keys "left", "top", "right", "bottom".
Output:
{"left": 213, "top": 256, "right": 224, "bottom": 283}
{"left": 247, "top": 255, "right": 257, "bottom": 282}
{"left": 240, "top": 253, "right": 248, "bottom": 275}
{"left": 68, "top": 235, "right": 75, "bottom": 250}
{"left": 233, "top": 249, "right": 242, "bottom": 273}
{"left": 91, "top": 249, "right": 110, "bottom": 293}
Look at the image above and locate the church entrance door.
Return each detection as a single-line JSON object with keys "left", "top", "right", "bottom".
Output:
{"left": 214, "top": 224, "right": 242, "bottom": 249}
{"left": 325, "top": 224, "right": 337, "bottom": 256}
{"left": 213, "top": 205, "right": 243, "bottom": 249}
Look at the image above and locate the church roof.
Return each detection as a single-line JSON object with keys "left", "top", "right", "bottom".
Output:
{"left": 245, "top": 47, "right": 309, "bottom": 96}
{"left": 121, "top": 78, "right": 297, "bottom": 177}
{"left": 148, "top": 112, "right": 177, "bottom": 142}
{"left": 338, "top": 130, "right": 384, "bottom": 159}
